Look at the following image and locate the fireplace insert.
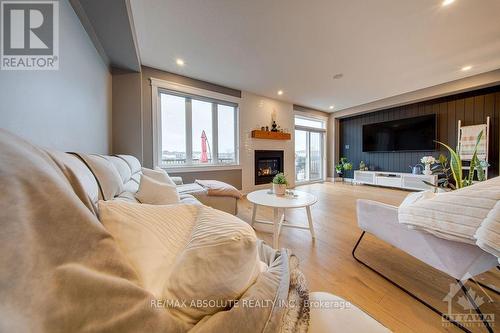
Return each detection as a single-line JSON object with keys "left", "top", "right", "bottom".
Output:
{"left": 254, "top": 150, "right": 284, "bottom": 185}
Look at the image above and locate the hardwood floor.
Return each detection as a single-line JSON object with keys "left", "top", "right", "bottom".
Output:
{"left": 237, "top": 182, "right": 499, "bottom": 333}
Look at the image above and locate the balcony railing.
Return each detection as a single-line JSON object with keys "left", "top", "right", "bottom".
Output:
{"left": 161, "top": 157, "right": 235, "bottom": 165}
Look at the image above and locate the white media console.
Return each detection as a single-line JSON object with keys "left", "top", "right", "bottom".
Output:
{"left": 354, "top": 170, "right": 438, "bottom": 191}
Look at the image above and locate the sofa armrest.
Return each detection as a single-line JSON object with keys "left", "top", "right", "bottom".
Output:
{"left": 171, "top": 176, "right": 184, "bottom": 185}
{"left": 356, "top": 199, "right": 398, "bottom": 232}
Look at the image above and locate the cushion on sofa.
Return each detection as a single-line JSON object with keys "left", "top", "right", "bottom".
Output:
{"left": 76, "top": 154, "right": 124, "bottom": 201}
{"left": 135, "top": 175, "right": 180, "bottom": 205}
{"left": 98, "top": 200, "right": 199, "bottom": 296}
{"left": 142, "top": 167, "right": 176, "bottom": 186}
{"left": 162, "top": 207, "right": 261, "bottom": 326}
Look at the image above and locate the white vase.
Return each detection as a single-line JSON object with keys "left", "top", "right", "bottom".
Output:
{"left": 273, "top": 183, "right": 287, "bottom": 195}
{"left": 423, "top": 164, "right": 432, "bottom": 176}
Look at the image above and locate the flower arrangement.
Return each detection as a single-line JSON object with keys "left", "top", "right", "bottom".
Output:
{"left": 420, "top": 156, "right": 436, "bottom": 165}
{"left": 420, "top": 156, "right": 436, "bottom": 175}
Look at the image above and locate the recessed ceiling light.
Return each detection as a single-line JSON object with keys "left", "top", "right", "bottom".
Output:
{"left": 176, "top": 58, "right": 185, "bottom": 66}
{"left": 333, "top": 73, "right": 343, "bottom": 80}
{"left": 277, "top": 90, "right": 283, "bottom": 95}
{"left": 461, "top": 65, "right": 472, "bottom": 71}
{"left": 329, "top": 105, "right": 335, "bottom": 110}
{"left": 442, "top": 0, "right": 455, "bottom": 6}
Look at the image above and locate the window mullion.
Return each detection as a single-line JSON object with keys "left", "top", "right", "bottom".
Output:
{"left": 212, "top": 103, "right": 218, "bottom": 164}
{"left": 186, "top": 98, "right": 193, "bottom": 164}
{"left": 234, "top": 106, "right": 238, "bottom": 164}
{"left": 306, "top": 132, "right": 311, "bottom": 181}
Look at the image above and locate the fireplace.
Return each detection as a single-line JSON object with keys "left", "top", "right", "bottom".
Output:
{"left": 255, "top": 150, "right": 284, "bottom": 185}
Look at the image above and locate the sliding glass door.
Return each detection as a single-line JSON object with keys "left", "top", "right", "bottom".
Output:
{"left": 295, "top": 116, "right": 325, "bottom": 183}
{"left": 309, "top": 132, "right": 323, "bottom": 181}
{"left": 295, "top": 130, "right": 308, "bottom": 182}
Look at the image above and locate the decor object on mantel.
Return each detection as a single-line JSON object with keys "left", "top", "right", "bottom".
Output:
{"left": 272, "top": 173, "right": 288, "bottom": 195}
{"left": 335, "top": 157, "right": 353, "bottom": 180}
{"left": 252, "top": 109, "right": 291, "bottom": 140}
{"left": 420, "top": 156, "right": 436, "bottom": 175}
{"left": 251, "top": 130, "right": 291, "bottom": 140}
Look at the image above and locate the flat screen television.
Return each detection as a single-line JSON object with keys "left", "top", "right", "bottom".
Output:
{"left": 362, "top": 115, "right": 436, "bottom": 152}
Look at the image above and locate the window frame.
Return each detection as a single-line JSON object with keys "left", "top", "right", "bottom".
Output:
{"left": 151, "top": 78, "right": 240, "bottom": 170}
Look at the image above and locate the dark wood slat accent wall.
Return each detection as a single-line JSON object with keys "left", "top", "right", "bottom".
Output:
{"left": 339, "top": 85, "right": 500, "bottom": 179}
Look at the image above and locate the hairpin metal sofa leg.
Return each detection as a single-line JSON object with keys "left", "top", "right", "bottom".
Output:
{"left": 352, "top": 231, "right": 473, "bottom": 333}
{"left": 472, "top": 279, "right": 500, "bottom": 296}
{"left": 470, "top": 266, "right": 500, "bottom": 297}
{"left": 457, "top": 280, "right": 494, "bottom": 333}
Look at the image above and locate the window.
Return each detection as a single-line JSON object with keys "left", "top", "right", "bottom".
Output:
{"left": 295, "top": 116, "right": 325, "bottom": 129}
{"left": 294, "top": 115, "right": 326, "bottom": 183}
{"left": 155, "top": 84, "right": 239, "bottom": 167}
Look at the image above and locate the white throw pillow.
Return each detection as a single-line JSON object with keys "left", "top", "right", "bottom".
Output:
{"left": 399, "top": 190, "right": 436, "bottom": 207}
{"left": 135, "top": 175, "right": 180, "bottom": 205}
{"left": 142, "top": 167, "right": 176, "bottom": 186}
{"left": 98, "top": 200, "right": 198, "bottom": 296}
{"left": 162, "top": 207, "right": 261, "bottom": 325}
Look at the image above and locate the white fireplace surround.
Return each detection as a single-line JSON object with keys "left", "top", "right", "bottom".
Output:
{"left": 240, "top": 92, "right": 296, "bottom": 193}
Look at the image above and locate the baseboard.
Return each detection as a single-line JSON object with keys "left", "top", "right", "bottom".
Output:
{"left": 329, "top": 177, "right": 354, "bottom": 183}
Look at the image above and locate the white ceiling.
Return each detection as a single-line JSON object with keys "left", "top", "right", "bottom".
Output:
{"left": 130, "top": 0, "right": 500, "bottom": 112}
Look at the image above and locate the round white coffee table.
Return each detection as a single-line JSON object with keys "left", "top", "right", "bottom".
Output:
{"left": 247, "top": 189, "right": 317, "bottom": 248}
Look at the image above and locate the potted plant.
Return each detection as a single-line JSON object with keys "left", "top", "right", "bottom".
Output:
{"left": 272, "top": 173, "right": 288, "bottom": 195}
{"left": 423, "top": 131, "right": 487, "bottom": 190}
{"left": 335, "top": 157, "right": 353, "bottom": 181}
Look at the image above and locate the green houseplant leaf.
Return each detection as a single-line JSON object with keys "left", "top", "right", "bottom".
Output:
{"left": 435, "top": 130, "right": 484, "bottom": 189}
{"left": 466, "top": 130, "right": 483, "bottom": 186}
{"left": 436, "top": 141, "right": 463, "bottom": 188}
{"left": 272, "top": 173, "right": 288, "bottom": 185}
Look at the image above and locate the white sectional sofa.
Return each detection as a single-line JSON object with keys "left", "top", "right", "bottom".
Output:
{"left": 57, "top": 151, "right": 392, "bottom": 332}
{"left": 0, "top": 129, "right": 392, "bottom": 333}
{"left": 65, "top": 152, "right": 239, "bottom": 214}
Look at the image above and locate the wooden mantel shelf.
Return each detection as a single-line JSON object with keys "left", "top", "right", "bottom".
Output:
{"left": 251, "top": 130, "right": 291, "bottom": 140}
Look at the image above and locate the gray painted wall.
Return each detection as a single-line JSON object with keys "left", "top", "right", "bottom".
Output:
{"left": 0, "top": 0, "right": 112, "bottom": 153}
{"left": 112, "top": 68, "right": 143, "bottom": 161}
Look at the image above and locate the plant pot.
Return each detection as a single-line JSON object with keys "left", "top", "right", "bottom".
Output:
{"left": 272, "top": 183, "right": 287, "bottom": 195}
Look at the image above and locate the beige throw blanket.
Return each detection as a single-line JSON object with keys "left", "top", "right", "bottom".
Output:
{"left": 475, "top": 201, "right": 500, "bottom": 258}
{"left": 398, "top": 176, "right": 500, "bottom": 258}
{"left": 195, "top": 179, "right": 243, "bottom": 199}
{"left": 0, "top": 129, "right": 308, "bottom": 333}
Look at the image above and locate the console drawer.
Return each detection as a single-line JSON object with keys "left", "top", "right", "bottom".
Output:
{"left": 375, "top": 176, "right": 402, "bottom": 188}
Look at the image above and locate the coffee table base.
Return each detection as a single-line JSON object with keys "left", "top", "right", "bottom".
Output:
{"left": 250, "top": 205, "right": 315, "bottom": 248}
